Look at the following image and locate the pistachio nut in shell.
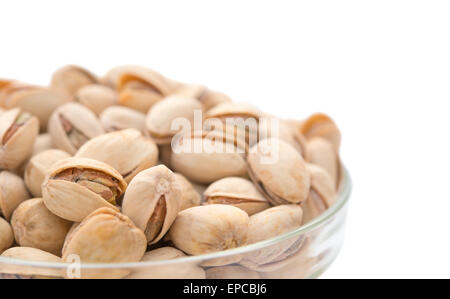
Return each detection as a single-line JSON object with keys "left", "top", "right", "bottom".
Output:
{"left": 174, "top": 173, "right": 201, "bottom": 211}
{"left": 76, "top": 129, "right": 158, "bottom": 183}
{"left": 173, "top": 84, "right": 231, "bottom": 111}
{"left": 300, "top": 113, "right": 341, "bottom": 152}
{"left": 0, "top": 171, "right": 30, "bottom": 220}
{"left": 11, "top": 198, "right": 72, "bottom": 256}
{"left": 126, "top": 247, "right": 206, "bottom": 279}
{"left": 32, "top": 133, "right": 54, "bottom": 156}
{"left": 0, "top": 247, "right": 63, "bottom": 278}
{"left": 306, "top": 137, "right": 341, "bottom": 189}
{"left": 50, "top": 65, "right": 98, "bottom": 96}
{"left": 205, "top": 101, "right": 263, "bottom": 120}
{"left": 0, "top": 217, "right": 14, "bottom": 253}
{"left": 122, "top": 165, "right": 181, "bottom": 244}
{"left": 48, "top": 102, "right": 105, "bottom": 154}
{"left": 25, "top": 149, "right": 71, "bottom": 197}
{"left": 74, "top": 84, "right": 117, "bottom": 115}
{"left": 102, "top": 65, "right": 170, "bottom": 89}
{"left": 99, "top": 105, "right": 146, "bottom": 133}
{"left": 0, "top": 108, "right": 39, "bottom": 170}
{"left": 62, "top": 207, "right": 147, "bottom": 278}
{"left": 204, "top": 177, "right": 270, "bottom": 215}
{"left": 247, "top": 138, "right": 311, "bottom": 205}
{"left": 42, "top": 157, "right": 126, "bottom": 222}
{"left": 205, "top": 265, "right": 260, "bottom": 279}
{"left": 146, "top": 95, "right": 203, "bottom": 144}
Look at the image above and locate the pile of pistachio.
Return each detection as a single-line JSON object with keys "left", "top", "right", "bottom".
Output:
{"left": 0, "top": 65, "right": 342, "bottom": 279}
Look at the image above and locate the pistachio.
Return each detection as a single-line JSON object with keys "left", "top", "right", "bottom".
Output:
{"left": 11, "top": 198, "right": 72, "bottom": 256}
{"left": 174, "top": 173, "right": 201, "bottom": 211}
{"left": 306, "top": 137, "right": 341, "bottom": 189}
{"left": 205, "top": 265, "right": 260, "bottom": 279}
{"left": 76, "top": 129, "right": 158, "bottom": 183}
{"left": 25, "top": 149, "right": 71, "bottom": 197}
{"left": 0, "top": 217, "right": 14, "bottom": 253}
{"left": 204, "top": 177, "right": 270, "bottom": 215}
{"left": 50, "top": 65, "right": 98, "bottom": 96}
{"left": 247, "top": 138, "right": 311, "bottom": 205}
{"left": 99, "top": 105, "right": 146, "bottom": 133}
{"left": 32, "top": 133, "right": 54, "bottom": 156}
{"left": 0, "top": 171, "right": 30, "bottom": 220}
{"left": 74, "top": 84, "right": 117, "bottom": 115}
{"left": 173, "top": 84, "right": 232, "bottom": 111}
{"left": 205, "top": 101, "right": 263, "bottom": 120}
{"left": 126, "top": 247, "right": 205, "bottom": 279}
{"left": 62, "top": 207, "right": 147, "bottom": 278}
{"left": 42, "top": 157, "right": 126, "bottom": 222}
{"left": 48, "top": 102, "right": 105, "bottom": 154}
{"left": 122, "top": 165, "right": 181, "bottom": 244}
{"left": 0, "top": 108, "right": 39, "bottom": 170}
{"left": 300, "top": 113, "right": 341, "bottom": 152}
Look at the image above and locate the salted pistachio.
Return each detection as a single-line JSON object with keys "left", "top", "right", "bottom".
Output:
{"left": 48, "top": 102, "right": 105, "bottom": 154}
{"left": 240, "top": 205, "right": 304, "bottom": 270}
{"left": 169, "top": 204, "right": 249, "bottom": 266}
{"left": 42, "top": 157, "right": 126, "bottom": 222}
{"left": 32, "top": 133, "right": 54, "bottom": 156}
{"left": 300, "top": 113, "right": 341, "bottom": 152}
{"left": 0, "top": 217, "right": 14, "bottom": 253}
{"left": 0, "top": 247, "right": 63, "bottom": 278}
{"left": 126, "top": 247, "right": 205, "bottom": 279}
{"left": 99, "top": 105, "right": 146, "bottom": 133}
{"left": 171, "top": 130, "right": 248, "bottom": 184}
{"left": 173, "top": 84, "right": 232, "bottom": 111}
{"left": 301, "top": 164, "right": 337, "bottom": 224}
{"left": 25, "top": 149, "right": 71, "bottom": 197}
{"left": 102, "top": 65, "right": 173, "bottom": 89}
{"left": 0, "top": 171, "right": 30, "bottom": 220}
{"left": 174, "top": 173, "right": 201, "bottom": 211}
{"left": 205, "top": 101, "right": 263, "bottom": 120}
{"left": 205, "top": 265, "right": 260, "bottom": 279}
{"left": 122, "top": 165, "right": 181, "bottom": 244}
{"left": 204, "top": 177, "right": 270, "bottom": 215}
{"left": 76, "top": 129, "right": 158, "bottom": 183}
{"left": 50, "top": 65, "right": 98, "bottom": 96}
{"left": 0, "top": 108, "right": 39, "bottom": 170}
{"left": 146, "top": 95, "right": 203, "bottom": 144}
{"left": 62, "top": 207, "right": 147, "bottom": 279}
{"left": 247, "top": 138, "right": 311, "bottom": 205}
{"left": 74, "top": 84, "right": 117, "bottom": 115}
{"left": 11, "top": 198, "right": 72, "bottom": 256}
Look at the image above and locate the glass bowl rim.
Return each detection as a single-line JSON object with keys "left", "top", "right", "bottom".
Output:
{"left": 0, "top": 168, "right": 352, "bottom": 270}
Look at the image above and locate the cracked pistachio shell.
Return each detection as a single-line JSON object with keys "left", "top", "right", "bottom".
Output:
{"left": 62, "top": 207, "right": 147, "bottom": 279}
{"left": 301, "top": 164, "right": 337, "bottom": 224}
{"left": 0, "top": 171, "right": 30, "bottom": 220}
{"left": 126, "top": 247, "right": 206, "bottom": 279}
{"left": 240, "top": 205, "right": 304, "bottom": 270}
{"left": 32, "top": 133, "right": 54, "bottom": 156}
{"left": 206, "top": 265, "right": 260, "bottom": 279}
{"left": 173, "top": 84, "right": 232, "bottom": 111}
{"left": 48, "top": 102, "right": 105, "bottom": 154}
{"left": 171, "top": 130, "right": 248, "bottom": 184}
{"left": 74, "top": 84, "right": 117, "bottom": 115}
{"left": 169, "top": 204, "right": 249, "bottom": 265}
{"left": 146, "top": 95, "right": 203, "bottom": 144}
{"left": 25, "top": 149, "right": 71, "bottom": 197}
{"left": 0, "top": 217, "right": 14, "bottom": 253}
{"left": 300, "top": 113, "right": 341, "bottom": 152}
{"left": 204, "top": 177, "right": 270, "bottom": 215}
{"left": 11, "top": 198, "right": 72, "bottom": 256}
{"left": 51, "top": 65, "right": 98, "bottom": 96}
{"left": 122, "top": 165, "right": 181, "bottom": 244}
{"left": 102, "top": 65, "right": 171, "bottom": 89}
{"left": 0, "top": 247, "right": 63, "bottom": 278}
{"left": 42, "top": 157, "right": 126, "bottom": 222}
{"left": 247, "top": 138, "right": 311, "bottom": 205}
{"left": 174, "top": 173, "right": 201, "bottom": 211}
{"left": 205, "top": 101, "right": 263, "bottom": 120}
{"left": 99, "top": 105, "right": 146, "bottom": 133}
{"left": 0, "top": 108, "right": 39, "bottom": 170}
{"left": 76, "top": 129, "right": 158, "bottom": 183}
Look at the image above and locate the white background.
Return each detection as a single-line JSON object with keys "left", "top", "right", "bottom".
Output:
{"left": 1, "top": 0, "right": 450, "bottom": 278}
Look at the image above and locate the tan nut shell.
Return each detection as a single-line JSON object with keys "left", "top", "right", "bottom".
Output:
{"left": 126, "top": 247, "right": 206, "bottom": 279}
{"left": 206, "top": 265, "right": 260, "bottom": 279}
{"left": 0, "top": 108, "right": 39, "bottom": 170}
{"left": 102, "top": 65, "right": 171, "bottom": 89}
{"left": 300, "top": 113, "right": 341, "bottom": 151}
{"left": 42, "top": 157, "right": 126, "bottom": 222}
{"left": 247, "top": 138, "right": 311, "bottom": 205}
{"left": 76, "top": 129, "right": 158, "bottom": 183}
{"left": 122, "top": 165, "right": 181, "bottom": 244}
{"left": 173, "top": 84, "right": 232, "bottom": 111}
{"left": 74, "top": 84, "right": 117, "bottom": 115}
{"left": 51, "top": 65, "right": 98, "bottom": 96}
{"left": 99, "top": 105, "right": 146, "bottom": 133}
{"left": 25, "top": 149, "right": 71, "bottom": 197}
{"left": 62, "top": 207, "right": 147, "bottom": 278}
{"left": 0, "top": 217, "right": 14, "bottom": 253}
{"left": 0, "top": 171, "right": 30, "bottom": 220}
{"left": 306, "top": 137, "right": 341, "bottom": 189}
{"left": 48, "top": 102, "right": 105, "bottom": 154}
{"left": 174, "top": 173, "right": 201, "bottom": 211}
{"left": 205, "top": 101, "right": 263, "bottom": 120}
{"left": 32, "top": 133, "right": 54, "bottom": 156}
{"left": 204, "top": 177, "right": 270, "bottom": 215}
{"left": 11, "top": 198, "right": 72, "bottom": 256}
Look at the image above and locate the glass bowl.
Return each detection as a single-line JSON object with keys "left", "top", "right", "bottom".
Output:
{"left": 0, "top": 169, "right": 351, "bottom": 279}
